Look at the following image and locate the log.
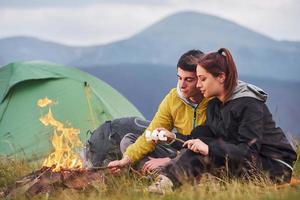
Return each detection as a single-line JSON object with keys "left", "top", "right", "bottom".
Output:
{"left": 1, "top": 166, "right": 106, "bottom": 198}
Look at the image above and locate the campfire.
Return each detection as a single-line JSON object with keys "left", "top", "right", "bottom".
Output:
{"left": 38, "top": 97, "right": 83, "bottom": 171}
{"left": 1, "top": 97, "right": 106, "bottom": 198}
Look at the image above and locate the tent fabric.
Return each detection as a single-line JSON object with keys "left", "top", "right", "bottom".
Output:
{"left": 0, "top": 61, "right": 143, "bottom": 159}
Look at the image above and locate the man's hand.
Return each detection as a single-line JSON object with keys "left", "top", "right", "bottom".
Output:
{"left": 183, "top": 139, "right": 209, "bottom": 156}
{"left": 107, "top": 155, "right": 131, "bottom": 176}
{"left": 142, "top": 157, "right": 171, "bottom": 173}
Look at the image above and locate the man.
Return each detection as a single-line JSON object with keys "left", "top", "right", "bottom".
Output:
{"left": 108, "top": 49, "right": 210, "bottom": 174}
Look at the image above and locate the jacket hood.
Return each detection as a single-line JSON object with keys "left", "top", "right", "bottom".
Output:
{"left": 229, "top": 80, "right": 268, "bottom": 102}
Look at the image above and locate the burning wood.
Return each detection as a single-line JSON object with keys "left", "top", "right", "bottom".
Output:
{"left": 1, "top": 165, "right": 107, "bottom": 198}
{"left": 0, "top": 97, "right": 107, "bottom": 198}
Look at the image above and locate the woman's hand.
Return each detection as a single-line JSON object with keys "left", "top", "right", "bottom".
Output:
{"left": 107, "top": 155, "right": 131, "bottom": 176}
{"left": 183, "top": 139, "right": 209, "bottom": 156}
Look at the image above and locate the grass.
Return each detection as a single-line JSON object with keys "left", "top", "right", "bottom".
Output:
{"left": 1, "top": 150, "right": 300, "bottom": 200}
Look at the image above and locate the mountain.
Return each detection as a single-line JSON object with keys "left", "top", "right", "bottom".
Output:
{"left": 0, "top": 36, "right": 92, "bottom": 65}
{"left": 1, "top": 11, "right": 299, "bottom": 137}
{"left": 1, "top": 11, "right": 300, "bottom": 81}
{"left": 72, "top": 11, "right": 300, "bottom": 81}
{"left": 82, "top": 64, "right": 300, "bottom": 137}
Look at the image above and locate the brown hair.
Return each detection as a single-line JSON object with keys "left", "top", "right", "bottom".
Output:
{"left": 177, "top": 49, "right": 204, "bottom": 72}
{"left": 198, "top": 48, "right": 238, "bottom": 101}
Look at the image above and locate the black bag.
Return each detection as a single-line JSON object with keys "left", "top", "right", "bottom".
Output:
{"left": 84, "top": 117, "right": 150, "bottom": 167}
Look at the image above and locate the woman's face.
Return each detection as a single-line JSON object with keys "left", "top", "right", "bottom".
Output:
{"left": 196, "top": 65, "right": 225, "bottom": 99}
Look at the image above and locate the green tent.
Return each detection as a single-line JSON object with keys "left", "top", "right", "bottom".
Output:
{"left": 0, "top": 61, "right": 143, "bottom": 159}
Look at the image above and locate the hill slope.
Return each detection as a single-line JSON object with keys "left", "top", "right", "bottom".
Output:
{"left": 1, "top": 11, "right": 299, "bottom": 81}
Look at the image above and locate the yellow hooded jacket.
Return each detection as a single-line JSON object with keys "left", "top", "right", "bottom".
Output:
{"left": 124, "top": 88, "right": 209, "bottom": 162}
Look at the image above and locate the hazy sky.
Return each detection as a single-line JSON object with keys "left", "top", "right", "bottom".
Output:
{"left": 0, "top": 0, "right": 299, "bottom": 46}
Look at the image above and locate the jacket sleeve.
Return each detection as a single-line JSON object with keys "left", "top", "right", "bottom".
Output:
{"left": 208, "top": 99, "right": 264, "bottom": 162}
{"left": 124, "top": 91, "right": 174, "bottom": 163}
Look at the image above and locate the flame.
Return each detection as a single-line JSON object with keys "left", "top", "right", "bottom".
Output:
{"left": 38, "top": 98, "right": 83, "bottom": 172}
{"left": 37, "top": 97, "right": 53, "bottom": 108}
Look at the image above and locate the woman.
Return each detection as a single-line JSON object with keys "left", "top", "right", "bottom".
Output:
{"left": 148, "top": 48, "right": 297, "bottom": 194}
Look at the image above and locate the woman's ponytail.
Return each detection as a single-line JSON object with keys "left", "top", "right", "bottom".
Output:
{"left": 218, "top": 48, "right": 238, "bottom": 101}
{"left": 198, "top": 48, "right": 238, "bottom": 101}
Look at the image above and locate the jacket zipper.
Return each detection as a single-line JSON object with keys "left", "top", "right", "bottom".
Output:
{"left": 192, "top": 104, "right": 199, "bottom": 129}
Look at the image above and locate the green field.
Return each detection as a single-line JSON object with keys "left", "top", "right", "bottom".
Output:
{"left": 1, "top": 149, "right": 299, "bottom": 200}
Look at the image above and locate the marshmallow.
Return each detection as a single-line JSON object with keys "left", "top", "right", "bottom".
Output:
{"left": 145, "top": 129, "right": 175, "bottom": 143}
{"left": 145, "top": 130, "right": 152, "bottom": 142}
{"left": 145, "top": 129, "right": 159, "bottom": 142}
{"left": 158, "top": 131, "right": 168, "bottom": 141}
{"left": 152, "top": 130, "right": 159, "bottom": 141}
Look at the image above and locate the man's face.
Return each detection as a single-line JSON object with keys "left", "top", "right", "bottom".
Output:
{"left": 177, "top": 67, "right": 199, "bottom": 99}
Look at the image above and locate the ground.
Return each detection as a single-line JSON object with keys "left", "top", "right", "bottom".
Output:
{"left": 0, "top": 149, "right": 299, "bottom": 200}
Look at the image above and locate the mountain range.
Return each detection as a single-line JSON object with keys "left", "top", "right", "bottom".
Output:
{"left": 1, "top": 11, "right": 300, "bottom": 81}
{"left": 1, "top": 11, "right": 299, "bottom": 137}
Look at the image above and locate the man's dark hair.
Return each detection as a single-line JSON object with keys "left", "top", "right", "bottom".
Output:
{"left": 177, "top": 49, "right": 204, "bottom": 72}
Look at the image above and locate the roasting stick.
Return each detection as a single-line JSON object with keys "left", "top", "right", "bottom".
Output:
{"left": 90, "top": 137, "right": 186, "bottom": 171}
{"left": 90, "top": 166, "right": 113, "bottom": 170}
{"left": 173, "top": 137, "right": 185, "bottom": 144}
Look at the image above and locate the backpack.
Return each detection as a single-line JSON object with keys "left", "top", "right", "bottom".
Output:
{"left": 83, "top": 117, "right": 150, "bottom": 167}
